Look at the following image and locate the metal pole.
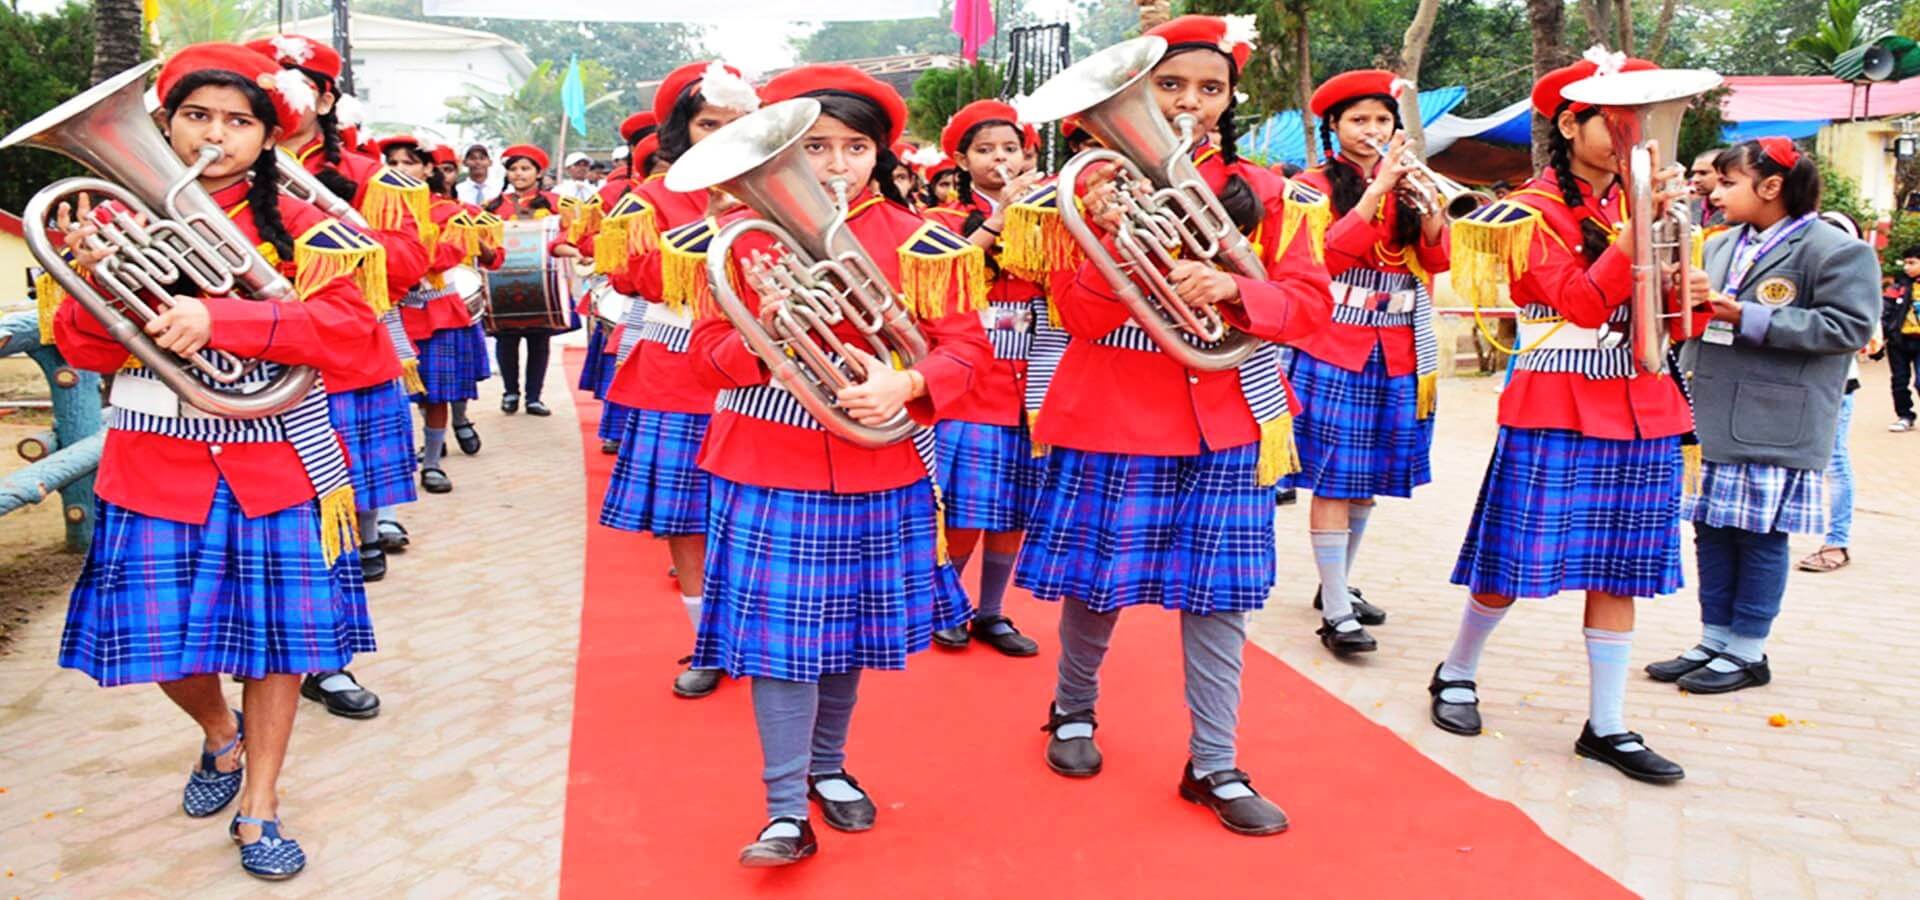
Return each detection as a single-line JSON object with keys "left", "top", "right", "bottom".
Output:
{"left": 332, "top": 0, "right": 355, "bottom": 96}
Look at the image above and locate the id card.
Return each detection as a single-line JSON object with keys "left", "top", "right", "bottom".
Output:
{"left": 1703, "top": 320, "right": 1736, "bottom": 346}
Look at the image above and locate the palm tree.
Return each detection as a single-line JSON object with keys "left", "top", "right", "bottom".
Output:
{"left": 1790, "top": 0, "right": 1878, "bottom": 75}
{"left": 445, "top": 60, "right": 625, "bottom": 148}
{"left": 90, "top": 0, "right": 144, "bottom": 85}
{"left": 156, "top": 0, "right": 274, "bottom": 55}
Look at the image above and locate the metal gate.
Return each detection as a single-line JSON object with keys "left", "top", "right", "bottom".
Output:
{"left": 1001, "top": 23, "right": 1072, "bottom": 172}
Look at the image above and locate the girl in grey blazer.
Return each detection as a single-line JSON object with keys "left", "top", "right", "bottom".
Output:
{"left": 1647, "top": 138, "right": 1880, "bottom": 694}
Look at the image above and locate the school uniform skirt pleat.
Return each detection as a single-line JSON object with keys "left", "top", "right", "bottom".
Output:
{"left": 598, "top": 408, "right": 710, "bottom": 536}
{"left": 1451, "top": 426, "right": 1684, "bottom": 599}
{"left": 60, "top": 480, "right": 377, "bottom": 686}
{"left": 692, "top": 476, "right": 969, "bottom": 682}
{"left": 328, "top": 380, "right": 418, "bottom": 509}
{"left": 933, "top": 419, "right": 1044, "bottom": 531}
{"left": 414, "top": 325, "right": 488, "bottom": 403}
{"left": 1284, "top": 345, "right": 1433, "bottom": 500}
{"left": 1016, "top": 443, "right": 1275, "bottom": 616}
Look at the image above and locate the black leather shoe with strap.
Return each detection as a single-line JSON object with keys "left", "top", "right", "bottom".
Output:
{"left": 1427, "top": 662, "right": 1482, "bottom": 736}
{"left": 453, "top": 421, "right": 482, "bottom": 455}
{"left": 806, "top": 771, "right": 877, "bottom": 833}
{"left": 1041, "top": 705, "right": 1102, "bottom": 777}
{"left": 1645, "top": 646, "right": 1714, "bottom": 683}
{"left": 300, "top": 670, "right": 381, "bottom": 719}
{"left": 970, "top": 615, "right": 1039, "bottom": 657}
{"left": 1313, "top": 585, "right": 1387, "bottom": 625}
{"left": 1316, "top": 615, "right": 1378, "bottom": 657}
{"left": 1574, "top": 721, "right": 1685, "bottom": 784}
{"left": 738, "top": 817, "right": 818, "bottom": 867}
{"left": 1177, "top": 763, "right": 1289, "bottom": 836}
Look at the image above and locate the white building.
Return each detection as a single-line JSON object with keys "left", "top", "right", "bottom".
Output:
{"left": 269, "top": 14, "right": 535, "bottom": 147}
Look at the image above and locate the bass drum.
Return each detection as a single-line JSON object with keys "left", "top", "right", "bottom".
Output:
{"left": 482, "top": 218, "right": 573, "bottom": 334}
{"left": 444, "top": 264, "right": 488, "bottom": 318}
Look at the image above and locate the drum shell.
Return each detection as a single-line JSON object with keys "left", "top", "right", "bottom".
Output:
{"left": 482, "top": 219, "right": 574, "bottom": 334}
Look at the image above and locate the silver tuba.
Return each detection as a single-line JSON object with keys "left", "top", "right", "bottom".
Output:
{"left": 665, "top": 98, "right": 930, "bottom": 448}
{"left": 1017, "top": 35, "right": 1264, "bottom": 371}
{"left": 275, "top": 146, "right": 368, "bottom": 228}
{"left": 1, "top": 61, "right": 316, "bottom": 418}
{"left": 1563, "top": 66, "right": 1723, "bottom": 375}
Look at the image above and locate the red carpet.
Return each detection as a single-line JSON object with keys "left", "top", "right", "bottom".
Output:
{"left": 557, "top": 347, "right": 1627, "bottom": 898}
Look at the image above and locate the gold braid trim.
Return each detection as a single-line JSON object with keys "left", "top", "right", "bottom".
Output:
{"left": 34, "top": 269, "right": 65, "bottom": 347}
{"left": 1278, "top": 195, "right": 1331, "bottom": 265}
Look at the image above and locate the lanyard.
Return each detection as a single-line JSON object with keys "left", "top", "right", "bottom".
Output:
{"left": 1725, "top": 213, "right": 1814, "bottom": 294}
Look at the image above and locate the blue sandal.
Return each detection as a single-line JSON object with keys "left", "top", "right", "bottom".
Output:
{"left": 182, "top": 710, "right": 243, "bottom": 818}
{"left": 230, "top": 815, "right": 306, "bottom": 880}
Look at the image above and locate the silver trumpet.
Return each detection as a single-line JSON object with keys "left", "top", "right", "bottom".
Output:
{"left": 665, "top": 98, "right": 930, "bottom": 448}
{"left": 1017, "top": 35, "right": 1263, "bottom": 371}
{"left": 1563, "top": 66, "right": 1723, "bottom": 374}
{"left": 1, "top": 61, "right": 315, "bottom": 418}
{"left": 1368, "top": 139, "right": 1493, "bottom": 220}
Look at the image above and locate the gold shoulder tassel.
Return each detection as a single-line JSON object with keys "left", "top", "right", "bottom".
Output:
{"left": 1449, "top": 201, "right": 1541, "bottom": 311}
{"left": 293, "top": 220, "right": 390, "bottom": 313}
{"left": 1277, "top": 194, "right": 1332, "bottom": 264}
{"left": 660, "top": 239, "right": 711, "bottom": 317}
{"left": 316, "top": 483, "right": 358, "bottom": 565}
{"left": 34, "top": 268, "right": 65, "bottom": 347}
{"left": 1001, "top": 200, "right": 1081, "bottom": 283}
{"left": 897, "top": 223, "right": 989, "bottom": 319}
{"left": 1255, "top": 414, "right": 1301, "bottom": 486}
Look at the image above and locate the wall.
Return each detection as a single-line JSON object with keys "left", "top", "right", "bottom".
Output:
{"left": 1819, "top": 118, "right": 1903, "bottom": 217}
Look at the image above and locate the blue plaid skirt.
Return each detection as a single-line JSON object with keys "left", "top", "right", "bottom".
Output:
{"left": 1284, "top": 346, "right": 1433, "bottom": 500}
{"left": 468, "top": 323, "right": 493, "bottom": 380}
{"left": 578, "top": 324, "right": 615, "bottom": 396}
{"left": 692, "top": 476, "right": 969, "bottom": 682}
{"left": 1682, "top": 461, "right": 1827, "bottom": 535}
{"left": 934, "top": 420, "right": 1044, "bottom": 531}
{"left": 414, "top": 325, "right": 488, "bottom": 403}
{"left": 1452, "top": 427, "right": 1684, "bottom": 599}
{"left": 1016, "top": 444, "right": 1276, "bottom": 615}
{"left": 597, "top": 400, "right": 632, "bottom": 443}
{"left": 60, "top": 480, "right": 377, "bottom": 686}
{"left": 329, "top": 380, "right": 418, "bottom": 510}
{"left": 599, "top": 408, "right": 710, "bottom": 536}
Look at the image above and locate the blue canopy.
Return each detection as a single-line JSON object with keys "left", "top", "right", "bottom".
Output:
{"left": 1236, "top": 86, "right": 1468, "bottom": 167}
{"left": 1720, "top": 118, "right": 1824, "bottom": 143}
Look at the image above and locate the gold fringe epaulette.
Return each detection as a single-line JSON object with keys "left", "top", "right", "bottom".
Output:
{"left": 898, "top": 222, "right": 989, "bottom": 319}
{"left": 473, "top": 211, "right": 506, "bottom": 250}
{"left": 1001, "top": 183, "right": 1082, "bottom": 283}
{"left": 559, "top": 194, "right": 603, "bottom": 244}
{"left": 661, "top": 218, "right": 718, "bottom": 317}
{"left": 293, "top": 219, "right": 389, "bottom": 313}
{"left": 317, "top": 483, "right": 358, "bottom": 566}
{"left": 1449, "top": 199, "right": 1543, "bottom": 311}
{"left": 361, "top": 167, "right": 433, "bottom": 245}
{"left": 33, "top": 267, "right": 65, "bottom": 347}
{"left": 1279, "top": 179, "right": 1331, "bottom": 264}
{"left": 594, "top": 194, "right": 658, "bottom": 277}
{"left": 1255, "top": 413, "right": 1301, "bottom": 486}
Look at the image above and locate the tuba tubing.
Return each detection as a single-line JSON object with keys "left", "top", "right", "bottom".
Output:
{"left": 666, "top": 98, "right": 929, "bottom": 448}
{"left": 275, "top": 147, "right": 369, "bottom": 229}
{"left": 2, "top": 61, "right": 316, "bottom": 419}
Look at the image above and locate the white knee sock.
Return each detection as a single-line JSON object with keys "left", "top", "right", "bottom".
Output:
{"left": 1584, "top": 627, "right": 1641, "bottom": 749}
{"left": 682, "top": 595, "right": 703, "bottom": 632}
{"left": 1311, "top": 530, "right": 1361, "bottom": 632}
{"left": 1438, "top": 598, "right": 1510, "bottom": 703}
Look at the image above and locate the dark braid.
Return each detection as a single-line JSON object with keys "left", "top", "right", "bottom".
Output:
{"left": 1547, "top": 104, "right": 1610, "bottom": 264}
{"left": 1317, "top": 95, "right": 1423, "bottom": 248}
{"left": 161, "top": 71, "right": 294, "bottom": 261}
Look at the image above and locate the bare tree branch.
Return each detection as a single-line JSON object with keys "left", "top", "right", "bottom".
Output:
{"left": 1397, "top": 0, "right": 1443, "bottom": 154}
{"left": 1648, "top": 0, "right": 1680, "bottom": 61}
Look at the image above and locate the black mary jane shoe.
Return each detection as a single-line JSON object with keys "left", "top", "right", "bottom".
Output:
{"left": 525, "top": 400, "right": 552, "bottom": 417}
{"left": 931, "top": 625, "right": 971, "bottom": 649}
{"left": 672, "top": 660, "right": 722, "bottom": 699}
{"left": 419, "top": 467, "right": 453, "bottom": 494}
{"left": 1312, "top": 585, "right": 1387, "bottom": 626}
{"left": 599, "top": 439, "right": 620, "bottom": 455}
{"left": 1177, "top": 763, "right": 1289, "bottom": 836}
{"left": 1574, "top": 721, "right": 1685, "bottom": 784}
{"left": 969, "top": 615, "right": 1039, "bottom": 657}
{"left": 358, "top": 545, "right": 387, "bottom": 582}
{"left": 1316, "top": 614, "right": 1378, "bottom": 657}
{"left": 1427, "top": 663, "right": 1482, "bottom": 736}
{"left": 1645, "top": 646, "right": 1716, "bottom": 683}
{"left": 501, "top": 393, "right": 520, "bottom": 414}
{"left": 299, "top": 669, "right": 381, "bottom": 720}
{"left": 1041, "top": 705, "right": 1102, "bottom": 778}
{"left": 1676, "top": 655, "right": 1771, "bottom": 695}
{"left": 453, "top": 421, "right": 482, "bottom": 455}
{"left": 806, "top": 772, "right": 877, "bottom": 833}
{"left": 376, "top": 519, "right": 409, "bottom": 553}
{"left": 738, "top": 817, "right": 818, "bottom": 868}
{"left": 1275, "top": 488, "right": 1298, "bottom": 506}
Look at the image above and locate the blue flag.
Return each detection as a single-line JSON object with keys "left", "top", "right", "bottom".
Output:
{"left": 561, "top": 55, "right": 588, "bottom": 137}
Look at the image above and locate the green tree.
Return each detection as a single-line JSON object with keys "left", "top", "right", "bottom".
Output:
{"left": 444, "top": 59, "right": 627, "bottom": 151}
{"left": 906, "top": 62, "right": 1005, "bottom": 141}
{"left": 1789, "top": 0, "right": 1878, "bottom": 74}
{"left": 1071, "top": 0, "right": 1140, "bottom": 59}
{"left": 155, "top": 0, "right": 273, "bottom": 55}
{"left": 793, "top": 1, "right": 958, "bottom": 62}
{"left": 0, "top": 1, "right": 95, "bottom": 215}
{"left": 91, "top": 0, "right": 145, "bottom": 84}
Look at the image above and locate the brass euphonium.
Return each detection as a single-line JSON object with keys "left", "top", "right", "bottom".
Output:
{"left": 1017, "top": 35, "right": 1264, "bottom": 371}
{"left": 1562, "top": 66, "right": 1723, "bottom": 374}
{"left": 664, "top": 98, "right": 930, "bottom": 448}
{"left": 0, "top": 61, "right": 316, "bottom": 418}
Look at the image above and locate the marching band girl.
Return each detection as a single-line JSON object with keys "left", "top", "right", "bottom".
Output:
{"left": 684, "top": 63, "right": 990, "bottom": 865}
{"left": 485, "top": 143, "right": 570, "bottom": 417}
{"left": 1435, "top": 52, "right": 1702, "bottom": 783}
{"left": 577, "top": 111, "right": 658, "bottom": 454}
{"left": 1014, "top": 14, "right": 1330, "bottom": 836}
{"left": 429, "top": 142, "right": 491, "bottom": 456}
{"left": 1287, "top": 70, "right": 1450, "bottom": 656}
{"left": 920, "top": 98, "right": 1047, "bottom": 656}
{"left": 378, "top": 135, "right": 496, "bottom": 493}
{"left": 53, "top": 43, "right": 381, "bottom": 879}
{"left": 598, "top": 60, "right": 759, "bottom": 699}
{"left": 251, "top": 33, "right": 433, "bottom": 718}
{"left": 1649, "top": 139, "right": 1879, "bottom": 693}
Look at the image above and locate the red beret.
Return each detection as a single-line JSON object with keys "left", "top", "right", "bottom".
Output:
{"left": 157, "top": 42, "right": 313, "bottom": 133}
{"left": 940, "top": 99, "right": 1021, "bottom": 157}
{"left": 1756, "top": 135, "right": 1801, "bottom": 169}
{"left": 1311, "top": 69, "right": 1406, "bottom": 119}
{"left": 374, "top": 134, "right": 422, "bottom": 156}
{"left": 428, "top": 144, "right": 456, "bottom": 166}
{"left": 925, "top": 158, "right": 960, "bottom": 181}
{"left": 337, "top": 124, "right": 359, "bottom": 151}
{"left": 1532, "top": 53, "right": 1658, "bottom": 119}
{"left": 620, "top": 110, "right": 658, "bottom": 144}
{"left": 1023, "top": 122, "right": 1040, "bottom": 150}
{"left": 760, "top": 64, "right": 909, "bottom": 146}
{"left": 245, "top": 34, "right": 342, "bottom": 82}
{"left": 653, "top": 61, "right": 754, "bottom": 125}
{"left": 1146, "top": 15, "right": 1254, "bottom": 73}
{"left": 1062, "top": 115, "right": 1089, "bottom": 140}
{"left": 501, "top": 143, "right": 549, "bottom": 172}
{"left": 633, "top": 134, "right": 659, "bottom": 169}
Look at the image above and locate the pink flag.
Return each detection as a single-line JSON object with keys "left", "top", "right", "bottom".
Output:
{"left": 951, "top": 0, "right": 996, "bottom": 62}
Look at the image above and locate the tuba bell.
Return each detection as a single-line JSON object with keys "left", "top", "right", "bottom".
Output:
{"left": 1562, "top": 66, "right": 1723, "bottom": 375}
{"left": 1016, "top": 35, "right": 1264, "bottom": 371}
{"left": 664, "top": 98, "right": 930, "bottom": 448}
{"left": 1, "top": 61, "right": 317, "bottom": 418}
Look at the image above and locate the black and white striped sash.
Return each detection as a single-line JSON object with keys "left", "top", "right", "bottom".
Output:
{"left": 1512, "top": 302, "right": 1636, "bottom": 379}
{"left": 613, "top": 293, "right": 652, "bottom": 365}
{"left": 983, "top": 299, "right": 1037, "bottom": 361}
{"left": 108, "top": 365, "right": 350, "bottom": 502}
{"left": 715, "top": 378, "right": 941, "bottom": 485}
{"left": 636, "top": 303, "right": 692, "bottom": 354}
{"left": 1329, "top": 267, "right": 1438, "bottom": 382}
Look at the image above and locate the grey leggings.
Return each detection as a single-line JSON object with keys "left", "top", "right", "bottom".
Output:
{"left": 751, "top": 671, "right": 863, "bottom": 819}
{"left": 1054, "top": 599, "right": 1247, "bottom": 773}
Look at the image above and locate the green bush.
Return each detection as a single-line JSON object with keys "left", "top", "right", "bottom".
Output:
{"left": 1885, "top": 213, "right": 1920, "bottom": 276}
{"left": 1816, "top": 154, "right": 1875, "bottom": 235}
